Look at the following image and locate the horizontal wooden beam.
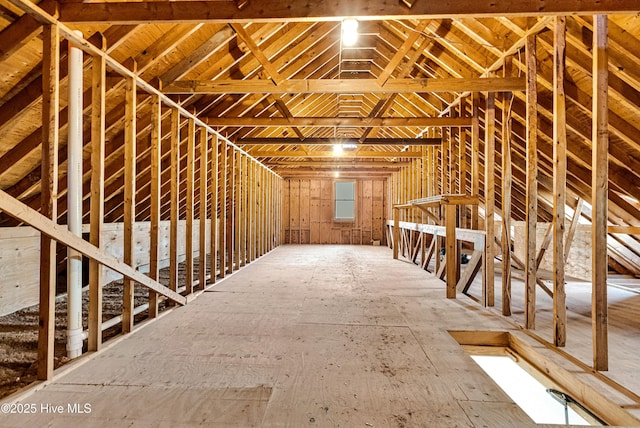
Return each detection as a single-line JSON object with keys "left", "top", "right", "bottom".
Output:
{"left": 238, "top": 137, "right": 442, "bottom": 145}
{"left": 58, "top": 1, "right": 640, "bottom": 24}
{"left": 166, "top": 77, "right": 526, "bottom": 94}
{"left": 250, "top": 150, "right": 423, "bottom": 158}
{"left": 0, "top": 189, "right": 187, "bottom": 305}
{"left": 608, "top": 225, "right": 640, "bottom": 234}
{"left": 274, "top": 160, "right": 410, "bottom": 167}
{"left": 210, "top": 117, "right": 471, "bottom": 127}
{"left": 275, "top": 167, "right": 399, "bottom": 173}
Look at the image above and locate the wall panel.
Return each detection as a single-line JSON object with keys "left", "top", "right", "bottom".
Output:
{"left": 283, "top": 178, "right": 388, "bottom": 245}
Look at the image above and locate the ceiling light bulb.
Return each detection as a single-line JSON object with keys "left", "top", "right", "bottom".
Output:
{"left": 342, "top": 18, "right": 359, "bottom": 46}
{"left": 333, "top": 144, "right": 344, "bottom": 156}
{"left": 342, "top": 18, "right": 359, "bottom": 33}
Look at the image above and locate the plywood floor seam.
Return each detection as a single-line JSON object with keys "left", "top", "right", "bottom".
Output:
{"left": 0, "top": 245, "right": 627, "bottom": 427}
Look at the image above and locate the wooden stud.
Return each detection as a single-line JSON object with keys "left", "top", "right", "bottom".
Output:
{"left": 525, "top": 34, "right": 538, "bottom": 330}
{"left": 227, "top": 148, "right": 235, "bottom": 272}
{"left": 148, "top": 95, "right": 161, "bottom": 318}
{"left": 247, "top": 160, "right": 254, "bottom": 261}
{"left": 169, "top": 109, "right": 180, "bottom": 292}
{"left": 88, "top": 46, "right": 106, "bottom": 350}
{"left": 37, "top": 23, "right": 59, "bottom": 380}
{"left": 210, "top": 134, "right": 219, "bottom": 283}
{"left": 592, "top": 14, "right": 609, "bottom": 371}
{"left": 471, "top": 92, "right": 480, "bottom": 230}
{"left": 122, "top": 71, "right": 136, "bottom": 334}
{"left": 218, "top": 139, "right": 227, "bottom": 278}
{"left": 234, "top": 151, "right": 241, "bottom": 267}
{"left": 185, "top": 119, "right": 195, "bottom": 295}
{"left": 445, "top": 204, "right": 457, "bottom": 299}
{"left": 553, "top": 16, "right": 568, "bottom": 347}
{"left": 241, "top": 155, "right": 248, "bottom": 265}
{"left": 484, "top": 91, "right": 496, "bottom": 308}
{"left": 198, "top": 128, "right": 208, "bottom": 288}
{"left": 501, "top": 58, "right": 513, "bottom": 317}
{"left": 393, "top": 208, "right": 400, "bottom": 259}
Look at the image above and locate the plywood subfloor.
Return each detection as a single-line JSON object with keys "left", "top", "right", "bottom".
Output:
{"left": 0, "top": 245, "right": 578, "bottom": 427}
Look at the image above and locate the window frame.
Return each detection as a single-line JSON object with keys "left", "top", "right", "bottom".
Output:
{"left": 334, "top": 180, "right": 356, "bottom": 222}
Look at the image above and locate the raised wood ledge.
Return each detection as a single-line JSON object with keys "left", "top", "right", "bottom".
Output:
{"left": 394, "top": 194, "right": 480, "bottom": 209}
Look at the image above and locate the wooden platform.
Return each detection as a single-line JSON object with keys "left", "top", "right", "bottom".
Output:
{"left": 0, "top": 245, "right": 631, "bottom": 427}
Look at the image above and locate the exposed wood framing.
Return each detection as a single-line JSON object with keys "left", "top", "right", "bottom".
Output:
{"left": 471, "top": 92, "right": 480, "bottom": 230}
{"left": 148, "top": 95, "right": 161, "bottom": 318}
{"left": 553, "top": 16, "right": 568, "bottom": 347}
{"left": 167, "top": 77, "right": 525, "bottom": 94}
{"left": 209, "top": 117, "right": 471, "bottom": 128}
{"left": 501, "top": 58, "right": 513, "bottom": 317}
{"left": 122, "top": 72, "right": 136, "bottom": 334}
{"left": 484, "top": 91, "right": 496, "bottom": 308}
{"left": 525, "top": 33, "right": 538, "bottom": 330}
{"left": 37, "top": 23, "right": 59, "bottom": 381}
{"left": 199, "top": 127, "right": 208, "bottom": 289}
{"left": 57, "top": 0, "right": 640, "bottom": 23}
{"left": 219, "top": 139, "right": 227, "bottom": 278}
{"left": 592, "top": 14, "right": 609, "bottom": 372}
{"left": 89, "top": 46, "right": 106, "bottom": 350}
{"left": 169, "top": 109, "right": 180, "bottom": 293}
{"left": 185, "top": 119, "right": 195, "bottom": 294}
{"left": 210, "top": 134, "right": 219, "bottom": 283}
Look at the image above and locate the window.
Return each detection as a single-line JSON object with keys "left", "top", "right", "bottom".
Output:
{"left": 335, "top": 181, "right": 355, "bottom": 220}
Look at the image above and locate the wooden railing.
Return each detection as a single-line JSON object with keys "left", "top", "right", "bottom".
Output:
{"left": 390, "top": 194, "right": 483, "bottom": 299}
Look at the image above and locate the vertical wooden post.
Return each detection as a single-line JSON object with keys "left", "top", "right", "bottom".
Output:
{"left": 445, "top": 204, "right": 457, "bottom": 299}
{"left": 169, "top": 109, "right": 180, "bottom": 292}
{"left": 241, "top": 155, "right": 248, "bottom": 264}
{"left": 501, "top": 58, "right": 513, "bottom": 317}
{"left": 227, "top": 149, "right": 235, "bottom": 272}
{"left": 88, "top": 45, "right": 106, "bottom": 350}
{"left": 449, "top": 108, "right": 458, "bottom": 195}
{"left": 210, "top": 134, "right": 219, "bottom": 283}
{"left": 459, "top": 100, "right": 468, "bottom": 220}
{"left": 148, "top": 96, "right": 161, "bottom": 318}
{"left": 234, "top": 152, "right": 242, "bottom": 266}
{"left": 247, "top": 160, "right": 254, "bottom": 261}
{"left": 122, "top": 71, "right": 136, "bottom": 334}
{"left": 198, "top": 128, "right": 208, "bottom": 289}
{"left": 218, "top": 139, "right": 227, "bottom": 278}
{"left": 393, "top": 207, "right": 400, "bottom": 259}
{"left": 553, "top": 16, "right": 568, "bottom": 346}
{"left": 525, "top": 34, "right": 538, "bottom": 330}
{"left": 185, "top": 119, "right": 195, "bottom": 295}
{"left": 484, "top": 91, "right": 496, "bottom": 308}
{"left": 471, "top": 93, "right": 480, "bottom": 230}
{"left": 38, "top": 24, "right": 60, "bottom": 380}
{"left": 592, "top": 14, "right": 609, "bottom": 371}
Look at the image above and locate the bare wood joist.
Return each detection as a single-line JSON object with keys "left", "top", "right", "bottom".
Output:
{"left": 249, "top": 149, "right": 423, "bottom": 158}
{"left": 166, "top": 77, "right": 525, "bottom": 94}
{"left": 57, "top": 0, "right": 640, "bottom": 23}
{"left": 237, "top": 138, "right": 442, "bottom": 145}
{"left": 209, "top": 117, "right": 470, "bottom": 128}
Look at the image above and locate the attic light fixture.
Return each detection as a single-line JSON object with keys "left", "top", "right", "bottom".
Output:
{"left": 342, "top": 18, "right": 359, "bottom": 46}
{"left": 333, "top": 144, "right": 344, "bottom": 156}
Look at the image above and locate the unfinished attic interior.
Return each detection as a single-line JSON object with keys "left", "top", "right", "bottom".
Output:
{"left": 1, "top": 0, "right": 640, "bottom": 425}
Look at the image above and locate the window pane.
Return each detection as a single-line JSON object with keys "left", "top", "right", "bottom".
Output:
{"left": 335, "top": 181, "right": 355, "bottom": 220}
{"left": 335, "top": 181, "right": 354, "bottom": 200}
{"left": 336, "top": 201, "right": 354, "bottom": 219}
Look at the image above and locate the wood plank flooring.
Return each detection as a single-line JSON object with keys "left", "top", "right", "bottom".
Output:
{"left": 0, "top": 245, "right": 628, "bottom": 427}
